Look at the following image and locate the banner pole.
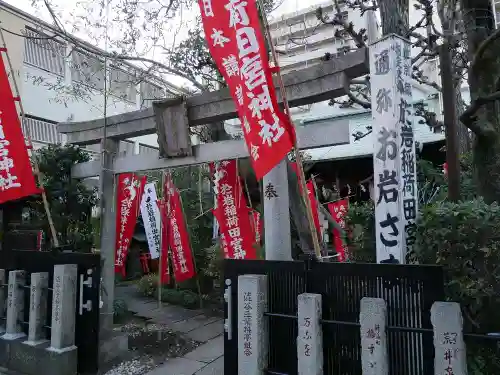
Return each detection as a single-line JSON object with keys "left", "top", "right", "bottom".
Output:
{"left": 158, "top": 172, "right": 165, "bottom": 311}
{"left": 0, "top": 26, "right": 59, "bottom": 248}
{"left": 178, "top": 192, "right": 204, "bottom": 310}
{"left": 255, "top": 2, "right": 323, "bottom": 260}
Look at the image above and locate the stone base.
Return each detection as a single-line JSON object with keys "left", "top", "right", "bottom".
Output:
{"left": 0, "top": 337, "right": 77, "bottom": 375}
{"left": 99, "top": 330, "right": 129, "bottom": 366}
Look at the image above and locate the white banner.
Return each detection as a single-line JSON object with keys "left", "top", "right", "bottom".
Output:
{"left": 370, "top": 34, "right": 418, "bottom": 264}
{"left": 140, "top": 182, "right": 161, "bottom": 259}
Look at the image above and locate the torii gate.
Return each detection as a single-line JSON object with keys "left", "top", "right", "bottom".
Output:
{"left": 57, "top": 49, "right": 368, "bottom": 333}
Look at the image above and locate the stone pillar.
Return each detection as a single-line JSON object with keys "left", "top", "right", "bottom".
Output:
{"left": 3, "top": 270, "right": 26, "bottom": 340}
{"left": 359, "top": 297, "right": 388, "bottom": 375}
{"left": 238, "top": 275, "right": 268, "bottom": 375}
{"left": 431, "top": 302, "right": 467, "bottom": 375}
{"left": 0, "top": 269, "right": 7, "bottom": 333}
{"left": 263, "top": 159, "right": 292, "bottom": 260}
{"left": 25, "top": 272, "right": 49, "bottom": 346}
{"left": 48, "top": 264, "right": 78, "bottom": 352}
{"left": 297, "top": 293, "right": 322, "bottom": 375}
{"left": 99, "top": 138, "right": 119, "bottom": 332}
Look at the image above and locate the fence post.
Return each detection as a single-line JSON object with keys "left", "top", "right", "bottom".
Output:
{"left": 297, "top": 293, "right": 322, "bottom": 375}
{"left": 359, "top": 297, "right": 388, "bottom": 375}
{"left": 47, "top": 264, "right": 78, "bottom": 353}
{"left": 238, "top": 274, "right": 268, "bottom": 375}
{"left": 24, "top": 272, "right": 49, "bottom": 346}
{"left": 0, "top": 269, "right": 6, "bottom": 334}
{"left": 3, "top": 270, "right": 26, "bottom": 340}
{"left": 431, "top": 302, "right": 467, "bottom": 375}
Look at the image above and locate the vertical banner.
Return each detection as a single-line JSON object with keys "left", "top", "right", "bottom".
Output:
{"left": 115, "top": 174, "right": 145, "bottom": 274}
{"left": 370, "top": 34, "right": 417, "bottom": 264}
{"left": 157, "top": 198, "right": 170, "bottom": 285}
{"left": 212, "top": 160, "right": 256, "bottom": 259}
{"left": 140, "top": 183, "right": 161, "bottom": 260}
{"left": 198, "top": 0, "right": 295, "bottom": 180}
{"left": 165, "top": 175, "right": 196, "bottom": 283}
{"left": 212, "top": 208, "right": 232, "bottom": 258}
{"left": 328, "top": 199, "right": 349, "bottom": 262}
{"left": 0, "top": 52, "right": 39, "bottom": 203}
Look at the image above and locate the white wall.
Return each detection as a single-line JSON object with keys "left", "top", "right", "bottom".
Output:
{"left": 22, "top": 65, "right": 138, "bottom": 124}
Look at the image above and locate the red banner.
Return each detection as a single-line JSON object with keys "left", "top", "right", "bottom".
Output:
{"left": 328, "top": 199, "right": 349, "bottom": 262}
{"left": 212, "top": 208, "right": 232, "bottom": 258}
{"left": 115, "top": 174, "right": 146, "bottom": 275}
{"left": 199, "top": 0, "right": 295, "bottom": 180}
{"left": 157, "top": 197, "right": 170, "bottom": 285}
{"left": 212, "top": 160, "right": 256, "bottom": 259}
{"left": 165, "top": 175, "right": 196, "bottom": 283}
{"left": 0, "top": 52, "right": 39, "bottom": 203}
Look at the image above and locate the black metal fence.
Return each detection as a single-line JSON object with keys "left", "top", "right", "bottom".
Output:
{"left": 224, "top": 258, "right": 445, "bottom": 375}
{"left": 0, "top": 250, "right": 101, "bottom": 374}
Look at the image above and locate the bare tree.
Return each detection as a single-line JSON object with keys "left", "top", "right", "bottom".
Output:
{"left": 314, "top": 0, "right": 500, "bottom": 202}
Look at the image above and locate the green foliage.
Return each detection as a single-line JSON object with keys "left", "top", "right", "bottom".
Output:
{"left": 414, "top": 199, "right": 500, "bottom": 373}
{"left": 113, "top": 298, "right": 129, "bottom": 321}
{"left": 414, "top": 199, "right": 500, "bottom": 332}
{"left": 344, "top": 201, "right": 375, "bottom": 262}
{"left": 30, "top": 145, "right": 97, "bottom": 251}
{"left": 136, "top": 272, "right": 159, "bottom": 297}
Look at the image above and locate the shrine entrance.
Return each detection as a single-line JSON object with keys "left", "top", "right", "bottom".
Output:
{"left": 223, "top": 258, "right": 444, "bottom": 375}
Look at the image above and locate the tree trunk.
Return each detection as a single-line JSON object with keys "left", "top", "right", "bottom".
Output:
{"left": 378, "top": 0, "right": 409, "bottom": 36}
{"left": 461, "top": 0, "right": 500, "bottom": 202}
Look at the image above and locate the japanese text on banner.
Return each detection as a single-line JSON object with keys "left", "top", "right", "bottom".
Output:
{"left": 140, "top": 183, "right": 162, "bottom": 260}
{"left": 370, "top": 35, "right": 417, "bottom": 264}
{"left": 199, "top": 0, "right": 295, "bottom": 179}
{"left": 212, "top": 160, "right": 256, "bottom": 259}
{"left": 165, "top": 176, "right": 196, "bottom": 283}
{"left": 0, "top": 52, "right": 39, "bottom": 203}
{"left": 115, "top": 174, "right": 145, "bottom": 275}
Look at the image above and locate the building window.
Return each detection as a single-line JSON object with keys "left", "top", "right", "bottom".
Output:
{"left": 22, "top": 116, "right": 62, "bottom": 145}
{"left": 71, "top": 50, "right": 106, "bottom": 91}
{"left": 109, "top": 67, "right": 137, "bottom": 103}
{"left": 23, "top": 28, "right": 65, "bottom": 76}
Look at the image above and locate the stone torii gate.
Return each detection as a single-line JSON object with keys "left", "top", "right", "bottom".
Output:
{"left": 57, "top": 49, "right": 368, "bottom": 334}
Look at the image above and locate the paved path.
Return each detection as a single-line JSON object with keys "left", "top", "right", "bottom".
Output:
{"left": 115, "top": 285, "right": 224, "bottom": 375}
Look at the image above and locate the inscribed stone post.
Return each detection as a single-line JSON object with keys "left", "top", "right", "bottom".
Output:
{"left": 297, "top": 293, "right": 322, "bottom": 375}
{"left": 238, "top": 275, "right": 268, "bottom": 375}
{"left": 359, "top": 297, "right": 388, "bottom": 375}
{"left": 263, "top": 159, "right": 292, "bottom": 261}
{"left": 99, "top": 138, "right": 119, "bottom": 333}
{"left": 0, "top": 269, "right": 6, "bottom": 333}
{"left": 48, "top": 264, "right": 78, "bottom": 352}
{"left": 25, "top": 272, "right": 49, "bottom": 346}
{"left": 431, "top": 302, "right": 467, "bottom": 375}
{"left": 370, "top": 34, "right": 418, "bottom": 264}
{"left": 3, "top": 270, "right": 26, "bottom": 340}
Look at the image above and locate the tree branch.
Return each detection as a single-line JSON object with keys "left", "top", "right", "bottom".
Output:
{"left": 41, "top": 0, "right": 206, "bottom": 91}
{"left": 460, "top": 91, "right": 500, "bottom": 137}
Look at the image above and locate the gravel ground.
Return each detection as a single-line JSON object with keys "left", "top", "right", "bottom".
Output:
{"left": 101, "top": 319, "right": 201, "bottom": 375}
